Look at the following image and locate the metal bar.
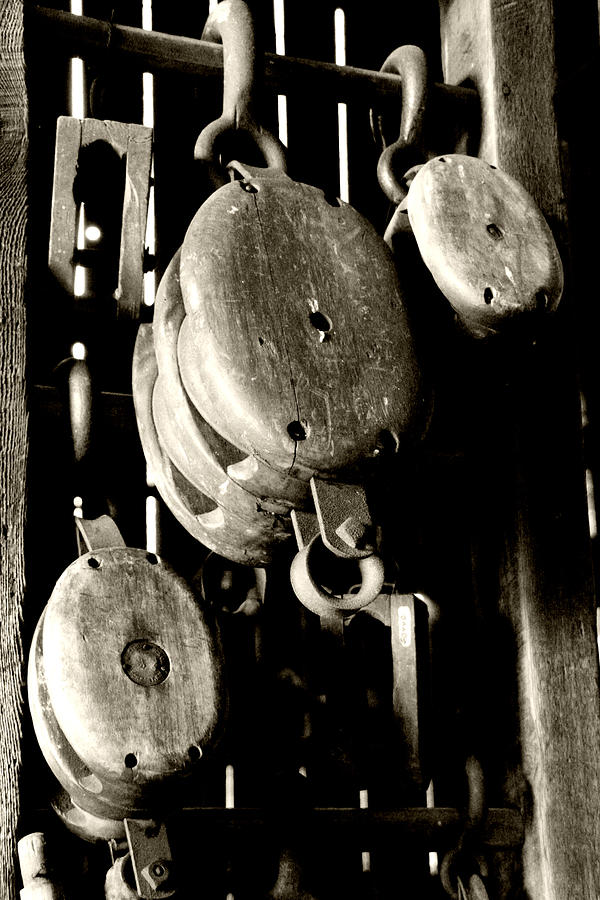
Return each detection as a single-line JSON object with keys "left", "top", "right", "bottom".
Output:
{"left": 169, "top": 807, "right": 523, "bottom": 849}
{"left": 27, "top": 6, "right": 477, "bottom": 115}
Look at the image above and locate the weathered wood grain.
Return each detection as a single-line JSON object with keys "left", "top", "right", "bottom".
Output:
{"left": 17, "top": 832, "right": 66, "bottom": 900}
{"left": 0, "top": 0, "right": 28, "bottom": 896}
{"left": 178, "top": 168, "right": 427, "bottom": 480}
{"left": 407, "top": 154, "right": 563, "bottom": 338}
{"left": 133, "top": 324, "right": 292, "bottom": 566}
{"left": 440, "top": 1, "right": 600, "bottom": 897}
{"left": 151, "top": 249, "right": 308, "bottom": 514}
{"left": 389, "top": 593, "right": 430, "bottom": 794}
{"left": 28, "top": 612, "right": 131, "bottom": 831}
{"left": 39, "top": 548, "right": 224, "bottom": 805}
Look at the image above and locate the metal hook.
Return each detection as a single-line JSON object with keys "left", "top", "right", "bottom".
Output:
{"left": 439, "top": 756, "right": 488, "bottom": 899}
{"left": 194, "top": 0, "right": 286, "bottom": 185}
{"left": 372, "top": 45, "right": 429, "bottom": 205}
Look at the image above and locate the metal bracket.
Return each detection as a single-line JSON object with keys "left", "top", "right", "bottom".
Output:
{"left": 124, "top": 819, "right": 176, "bottom": 899}
{"left": 291, "top": 477, "right": 375, "bottom": 560}
{"left": 75, "top": 514, "right": 126, "bottom": 555}
{"left": 357, "top": 590, "right": 431, "bottom": 792}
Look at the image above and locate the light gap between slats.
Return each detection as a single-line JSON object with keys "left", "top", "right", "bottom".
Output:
{"left": 142, "top": 0, "right": 156, "bottom": 308}
{"left": 142, "top": 0, "right": 160, "bottom": 553}
{"left": 70, "top": 0, "right": 87, "bottom": 523}
{"left": 70, "top": 0, "right": 87, "bottom": 298}
{"left": 273, "top": 0, "right": 288, "bottom": 146}
{"left": 334, "top": 8, "right": 349, "bottom": 203}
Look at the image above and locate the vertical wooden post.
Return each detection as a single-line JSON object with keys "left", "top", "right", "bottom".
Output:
{"left": 0, "top": 0, "right": 28, "bottom": 897}
{"left": 439, "top": 1, "right": 600, "bottom": 897}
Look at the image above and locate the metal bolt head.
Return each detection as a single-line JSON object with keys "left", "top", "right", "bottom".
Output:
{"left": 141, "top": 858, "right": 170, "bottom": 891}
{"left": 335, "top": 516, "right": 370, "bottom": 550}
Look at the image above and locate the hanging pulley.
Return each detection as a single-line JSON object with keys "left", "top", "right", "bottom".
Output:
{"left": 133, "top": 0, "right": 429, "bottom": 569}
{"left": 372, "top": 44, "right": 564, "bottom": 339}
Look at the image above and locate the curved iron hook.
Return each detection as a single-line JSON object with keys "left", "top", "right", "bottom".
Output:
{"left": 372, "top": 45, "right": 428, "bottom": 205}
{"left": 439, "top": 756, "right": 488, "bottom": 899}
{"left": 195, "top": 0, "right": 286, "bottom": 184}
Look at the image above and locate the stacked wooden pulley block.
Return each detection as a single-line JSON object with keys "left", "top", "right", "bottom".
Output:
{"left": 131, "top": 0, "right": 430, "bottom": 573}
{"left": 132, "top": 159, "right": 428, "bottom": 568}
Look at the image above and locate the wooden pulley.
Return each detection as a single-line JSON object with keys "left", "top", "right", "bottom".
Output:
{"left": 177, "top": 162, "right": 428, "bottom": 482}
{"left": 28, "top": 545, "right": 225, "bottom": 840}
{"left": 151, "top": 249, "right": 310, "bottom": 514}
{"left": 133, "top": 323, "right": 293, "bottom": 566}
{"left": 405, "top": 154, "right": 563, "bottom": 338}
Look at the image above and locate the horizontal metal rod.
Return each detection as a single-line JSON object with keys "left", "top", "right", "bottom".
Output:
{"left": 28, "top": 6, "right": 478, "bottom": 116}
{"left": 170, "top": 807, "right": 523, "bottom": 849}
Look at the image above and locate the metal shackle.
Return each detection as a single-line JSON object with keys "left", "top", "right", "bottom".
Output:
{"left": 290, "top": 534, "right": 385, "bottom": 618}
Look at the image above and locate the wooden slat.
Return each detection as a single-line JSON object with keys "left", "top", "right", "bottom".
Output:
{"left": 0, "top": 0, "right": 28, "bottom": 897}
{"left": 439, "top": 1, "right": 600, "bottom": 897}
{"left": 23, "top": 0, "right": 70, "bottom": 390}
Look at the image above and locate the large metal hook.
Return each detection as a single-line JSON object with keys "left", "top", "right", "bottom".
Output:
{"left": 194, "top": 0, "right": 286, "bottom": 184}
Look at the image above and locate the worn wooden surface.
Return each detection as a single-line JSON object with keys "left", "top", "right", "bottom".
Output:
{"left": 440, "top": 1, "right": 600, "bottom": 897}
{"left": 152, "top": 249, "right": 303, "bottom": 517}
{"left": 0, "top": 0, "right": 28, "bottom": 897}
{"left": 133, "top": 323, "right": 292, "bottom": 566}
{"left": 39, "top": 548, "right": 223, "bottom": 808}
{"left": 28, "top": 6, "right": 476, "bottom": 117}
{"left": 407, "top": 154, "right": 564, "bottom": 338}
{"left": 179, "top": 167, "right": 427, "bottom": 479}
{"left": 29, "top": 610, "right": 143, "bottom": 830}
{"left": 153, "top": 250, "right": 311, "bottom": 513}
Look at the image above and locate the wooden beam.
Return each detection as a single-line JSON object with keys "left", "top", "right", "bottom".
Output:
{"left": 439, "top": 1, "right": 600, "bottom": 897}
{"left": 172, "top": 805, "right": 523, "bottom": 848}
{"left": 27, "top": 6, "right": 477, "bottom": 116}
{"left": 0, "top": 0, "right": 28, "bottom": 897}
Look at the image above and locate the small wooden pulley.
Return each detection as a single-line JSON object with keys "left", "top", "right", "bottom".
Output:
{"left": 28, "top": 546, "right": 224, "bottom": 839}
{"left": 405, "top": 154, "right": 563, "bottom": 338}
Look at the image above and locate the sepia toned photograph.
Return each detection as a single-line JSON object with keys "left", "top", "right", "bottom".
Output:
{"left": 1, "top": 0, "right": 597, "bottom": 896}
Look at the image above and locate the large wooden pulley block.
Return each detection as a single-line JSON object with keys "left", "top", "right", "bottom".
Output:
{"left": 178, "top": 165, "right": 427, "bottom": 480}
{"left": 28, "top": 547, "right": 224, "bottom": 834}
